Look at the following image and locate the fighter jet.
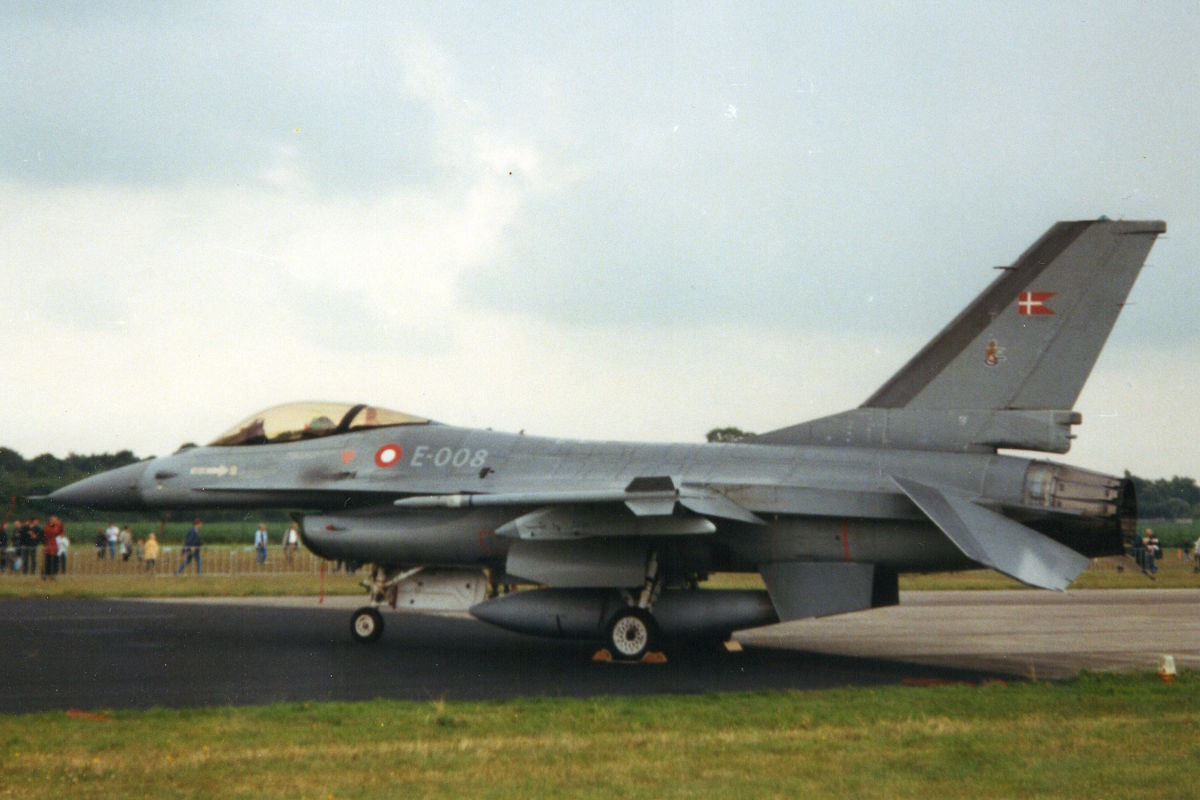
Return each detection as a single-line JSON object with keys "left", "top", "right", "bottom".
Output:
{"left": 49, "top": 218, "right": 1165, "bottom": 659}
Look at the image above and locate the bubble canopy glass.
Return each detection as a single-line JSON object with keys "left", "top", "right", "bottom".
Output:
{"left": 209, "top": 402, "right": 429, "bottom": 447}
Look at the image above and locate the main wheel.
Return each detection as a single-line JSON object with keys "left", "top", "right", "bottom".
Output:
{"left": 605, "top": 607, "right": 657, "bottom": 661}
{"left": 351, "top": 606, "right": 384, "bottom": 643}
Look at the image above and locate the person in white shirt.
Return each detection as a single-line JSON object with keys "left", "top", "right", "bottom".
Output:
{"left": 105, "top": 522, "right": 119, "bottom": 559}
{"left": 254, "top": 523, "right": 269, "bottom": 565}
{"left": 284, "top": 522, "right": 299, "bottom": 565}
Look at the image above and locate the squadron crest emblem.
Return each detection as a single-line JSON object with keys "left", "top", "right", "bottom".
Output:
{"left": 984, "top": 339, "right": 1005, "bottom": 367}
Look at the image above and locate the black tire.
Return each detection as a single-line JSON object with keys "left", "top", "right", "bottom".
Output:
{"left": 605, "top": 607, "right": 657, "bottom": 661}
{"left": 350, "top": 606, "right": 384, "bottom": 643}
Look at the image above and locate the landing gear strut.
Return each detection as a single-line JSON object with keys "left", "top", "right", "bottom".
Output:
{"left": 603, "top": 550, "right": 664, "bottom": 661}
{"left": 348, "top": 565, "right": 420, "bottom": 644}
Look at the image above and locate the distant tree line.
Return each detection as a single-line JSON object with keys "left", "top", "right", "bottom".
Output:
{"left": 0, "top": 447, "right": 284, "bottom": 523}
{"left": 1132, "top": 475, "right": 1200, "bottom": 520}
{"left": 0, "top": 446, "right": 140, "bottom": 520}
{"left": 705, "top": 427, "right": 755, "bottom": 443}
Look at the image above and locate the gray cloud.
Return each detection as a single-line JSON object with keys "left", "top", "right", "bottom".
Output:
{"left": 2, "top": 5, "right": 441, "bottom": 191}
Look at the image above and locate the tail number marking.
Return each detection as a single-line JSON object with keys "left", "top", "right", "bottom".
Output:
{"left": 410, "top": 446, "right": 488, "bottom": 469}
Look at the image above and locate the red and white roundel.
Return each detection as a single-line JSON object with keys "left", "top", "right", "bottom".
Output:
{"left": 374, "top": 444, "right": 403, "bottom": 468}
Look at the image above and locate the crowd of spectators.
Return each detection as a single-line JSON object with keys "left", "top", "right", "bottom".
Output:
{"left": 1, "top": 517, "right": 185, "bottom": 577}
{"left": 2, "top": 517, "right": 306, "bottom": 577}
{"left": 0, "top": 516, "right": 69, "bottom": 578}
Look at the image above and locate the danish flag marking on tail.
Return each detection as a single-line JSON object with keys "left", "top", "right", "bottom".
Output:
{"left": 1018, "top": 291, "right": 1055, "bottom": 315}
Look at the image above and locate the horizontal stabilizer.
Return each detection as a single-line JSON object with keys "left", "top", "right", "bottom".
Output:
{"left": 892, "top": 476, "right": 1089, "bottom": 590}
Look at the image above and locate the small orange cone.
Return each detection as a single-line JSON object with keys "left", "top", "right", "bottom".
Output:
{"left": 1158, "top": 655, "right": 1176, "bottom": 684}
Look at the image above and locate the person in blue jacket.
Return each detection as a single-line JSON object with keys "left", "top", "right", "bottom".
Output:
{"left": 175, "top": 519, "right": 203, "bottom": 575}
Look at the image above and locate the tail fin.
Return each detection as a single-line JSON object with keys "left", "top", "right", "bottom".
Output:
{"left": 864, "top": 219, "right": 1164, "bottom": 411}
{"left": 757, "top": 219, "right": 1165, "bottom": 452}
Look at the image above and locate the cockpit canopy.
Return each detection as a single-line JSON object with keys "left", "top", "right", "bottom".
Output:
{"left": 209, "top": 402, "right": 429, "bottom": 447}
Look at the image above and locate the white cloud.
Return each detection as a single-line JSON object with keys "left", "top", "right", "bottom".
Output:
{"left": 2, "top": 4, "right": 1198, "bottom": 484}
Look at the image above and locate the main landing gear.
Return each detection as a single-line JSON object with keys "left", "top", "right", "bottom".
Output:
{"left": 600, "top": 551, "right": 665, "bottom": 662}
{"left": 604, "top": 607, "right": 658, "bottom": 661}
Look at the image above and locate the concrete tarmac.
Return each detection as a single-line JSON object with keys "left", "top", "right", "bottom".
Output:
{"left": 739, "top": 589, "right": 1200, "bottom": 680}
{"left": 2, "top": 589, "right": 1196, "bottom": 713}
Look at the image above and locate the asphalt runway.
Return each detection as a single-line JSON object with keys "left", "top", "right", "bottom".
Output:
{"left": 2, "top": 589, "right": 1196, "bottom": 713}
{"left": 741, "top": 588, "right": 1200, "bottom": 680}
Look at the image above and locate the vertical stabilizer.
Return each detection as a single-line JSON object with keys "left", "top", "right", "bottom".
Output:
{"left": 863, "top": 219, "right": 1165, "bottom": 411}
{"left": 756, "top": 219, "right": 1165, "bottom": 451}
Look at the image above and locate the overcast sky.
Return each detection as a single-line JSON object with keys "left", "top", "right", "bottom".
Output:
{"left": 2, "top": 2, "right": 1198, "bottom": 478}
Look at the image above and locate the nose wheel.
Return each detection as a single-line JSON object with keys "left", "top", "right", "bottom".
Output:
{"left": 351, "top": 606, "right": 384, "bottom": 643}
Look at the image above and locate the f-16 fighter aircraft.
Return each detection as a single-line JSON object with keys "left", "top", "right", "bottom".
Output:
{"left": 49, "top": 219, "right": 1165, "bottom": 659}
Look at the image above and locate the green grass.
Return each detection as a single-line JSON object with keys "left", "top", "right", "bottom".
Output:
{"left": 1141, "top": 519, "right": 1200, "bottom": 549}
{"left": 705, "top": 555, "right": 1200, "bottom": 592}
{"left": 0, "top": 572, "right": 366, "bottom": 599}
{"left": 1, "top": 555, "right": 1197, "bottom": 600}
{"left": 0, "top": 672, "right": 1195, "bottom": 799}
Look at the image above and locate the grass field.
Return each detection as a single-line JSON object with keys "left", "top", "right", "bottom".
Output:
{"left": 705, "top": 554, "right": 1200, "bottom": 592}
{"left": 1, "top": 552, "right": 1197, "bottom": 599}
{"left": 0, "top": 671, "right": 1194, "bottom": 799}
{"left": 0, "top": 571, "right": 367, "bottom": 599}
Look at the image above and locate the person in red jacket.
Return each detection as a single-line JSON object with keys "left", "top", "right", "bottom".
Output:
{"left": 42, "top": 516, "right": 62, "bottom": 580}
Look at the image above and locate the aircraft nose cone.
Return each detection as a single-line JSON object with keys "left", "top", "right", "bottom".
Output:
{"left": 48, "top": 461, "right": 150, "bottom": 510}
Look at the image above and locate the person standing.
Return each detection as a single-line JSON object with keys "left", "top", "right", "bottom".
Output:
{"left": 25, "top": 519, "right": 42, "bottom": 576}
{"left": 118, "top": 526, "right": 134, "bottom": 563}
{"left": 253, "top": 523, "right": 269, "bottom": 566}
{"left": 13, "top": 520, "right": 29, "bottom": 573}
{"left": 1192, "top": 534, "right": 1200, "bottom": 574}
{"left": 1131, "top": 530, "right": 1146, "bottom": 572}
{"left": 0, "top": 521, "right": 8, "bottom": 574}
{"left": 105, "top": 522, "right": 119, "bottom": 560}
{"left": 175, "top": 519, "right": 203, "bottom": 575}
{"left": 144, "top": 533, "right": 160, "bottom": 574}
{"left": 1144, "top": 528, "right": 1159, "bottom": 574}
{"left": 42, "top": 516, "right": 62, "bottom": 580}
{"left": 56, "top": 527, "right": 70, "bottom": 575}
{"left": 284, "top": 522, "right": 299, "bottom": 565}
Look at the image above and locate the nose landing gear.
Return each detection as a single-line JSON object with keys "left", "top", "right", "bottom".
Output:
{"left": 351, "top": 606, "right": 384, "bottom": 643}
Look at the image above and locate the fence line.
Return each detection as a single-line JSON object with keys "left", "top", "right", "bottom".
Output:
{"left": 0, "top": 546, "right": 353, "bottom": 578}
